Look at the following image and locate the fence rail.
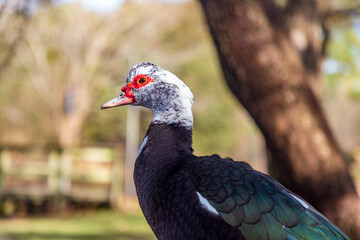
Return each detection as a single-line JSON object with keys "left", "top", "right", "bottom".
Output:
{"left": 0, "top": 147, "right": 124, "bottom": 213}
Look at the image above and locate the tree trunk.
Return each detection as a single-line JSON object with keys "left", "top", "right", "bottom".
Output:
{"left": 199, "top": 0, "right": 360, "bottom": 238}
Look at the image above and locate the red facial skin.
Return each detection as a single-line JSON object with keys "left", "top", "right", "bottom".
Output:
{"left": 121, "top": 74, "right": 155, "bottom": 102}
{"left": 101, "top": 74, "right": 155, "bottom": 109}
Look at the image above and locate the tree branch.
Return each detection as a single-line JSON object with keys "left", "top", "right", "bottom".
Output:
{"left": 0, "top": 0, "right": 31, "bottom": 77}
{"left": 321, "top": 18, "right": 330, "bottom": 57}
{"left": 319, "top": 5, "right": 360, "bottom": 57}
{"left": 0, "top": 0, "right": 9, "bottom": 17}
{"left": 321, "top": 5, "right": 360, "bottom": 22}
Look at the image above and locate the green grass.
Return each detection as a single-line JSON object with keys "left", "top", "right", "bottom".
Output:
{"left": 0, "top": 210, "right": 156, "bottom": 240}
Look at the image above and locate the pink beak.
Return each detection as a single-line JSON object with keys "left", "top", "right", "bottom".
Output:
{"left": 101, "top": 94, "right": 135, "bottom": 110}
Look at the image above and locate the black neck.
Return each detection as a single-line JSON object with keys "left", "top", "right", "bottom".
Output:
{"left": 134, "top": 122, "right": 193, "bottom": 188}
{"left": 145, "top": 122, "right": 193, "bottom": 154}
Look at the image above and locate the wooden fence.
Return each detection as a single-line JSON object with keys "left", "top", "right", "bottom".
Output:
{"left": 0, "top": 147, "right": 124, "bottom": 213}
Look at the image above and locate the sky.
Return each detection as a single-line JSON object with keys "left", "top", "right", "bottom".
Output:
{"left": 58, "top": 0, "right": 188, "bottom": 14}
{"left": 59, "top": 0, "right": 123, "bottom": 13}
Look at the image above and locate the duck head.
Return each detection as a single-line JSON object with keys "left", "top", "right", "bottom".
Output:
{"left": 101, "top": 62, "right": 194, "bottom": 129}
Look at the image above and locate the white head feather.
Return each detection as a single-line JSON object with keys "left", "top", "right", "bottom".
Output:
{"left": 126, "top": 62, "right": 194, "bottom": 129}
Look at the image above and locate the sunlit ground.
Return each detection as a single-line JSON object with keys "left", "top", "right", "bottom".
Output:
{"left": 0, "top": 210, "right": 155, "bottom": 240}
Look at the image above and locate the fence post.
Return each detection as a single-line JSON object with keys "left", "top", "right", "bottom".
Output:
{"left": 0, "top": 150, "right": 10, "bottom": 204}
{"left": 109, "top": 147, "right": 123, "bottom": 209}
{"left": 0, "top": 149, "right": 11, "bottom": 214}
{"left": 58, "top": 149, "right": 72, "bottom": 211}
{"left": 48, "top": 150, "right": 63, "bottom": 212}
{"left": 0, "top": 149, "right": 3, "bottom": 210}
{"left": 124, "top": 106, "right": 139, "bottom": 199}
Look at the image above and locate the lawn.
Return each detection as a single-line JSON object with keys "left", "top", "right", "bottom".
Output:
{"left": 0, "top": 210, "right": 156, "bottom": 240}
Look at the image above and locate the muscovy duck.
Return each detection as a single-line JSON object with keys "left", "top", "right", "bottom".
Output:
{"left": 101, "top": 62, "right": 350, "bottom": 240}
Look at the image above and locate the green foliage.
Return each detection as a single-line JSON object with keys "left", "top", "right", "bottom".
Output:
{"left": 321, "top": 19, "right": 360, "bottom": 153}
{"left": 180, "top": 57, "right": 243, "bottom": 155}
{"left": 325, "top": 23, "right": 360, "bottom": 99}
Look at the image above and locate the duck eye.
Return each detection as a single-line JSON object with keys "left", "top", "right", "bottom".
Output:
{"left": 138, "top": 77, "right": 147, "bottom": 84}
{"left": 132, "top": 74, "right": 154, "bottom": 88}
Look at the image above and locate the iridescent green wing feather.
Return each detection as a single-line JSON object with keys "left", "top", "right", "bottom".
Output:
{"left": 191, "top": 155, "right": 350, "bottom": 240}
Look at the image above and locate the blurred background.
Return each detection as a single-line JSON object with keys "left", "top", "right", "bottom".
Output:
{"left": 0, "top": 0, "right": 360, "bottom": 239}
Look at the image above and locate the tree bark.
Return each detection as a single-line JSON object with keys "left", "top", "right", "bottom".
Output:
{"left": 199, "top": 0, "right": 360, "bottom": 238}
